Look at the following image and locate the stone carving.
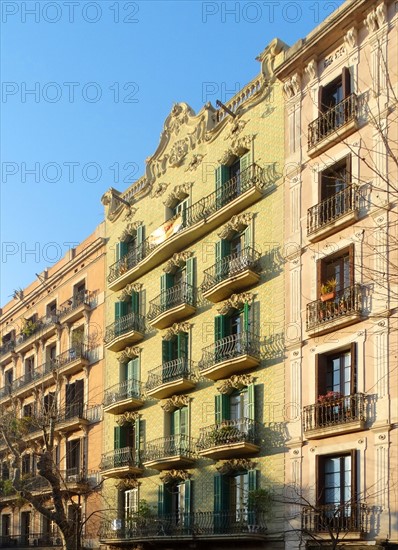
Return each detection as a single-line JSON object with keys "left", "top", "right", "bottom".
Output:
{"left": 101, "top": 188, "right": 125, "bottom": 222}
{"left": 365, "top": 3, "right": 387, "bottom": 32}
{"left": 115, "top": 478, "right": 141, "bottom": 490}
{"left": 256, "top": 38, "right": 286, "bottom": 80}
{"left": 161, "top": 395, "right": 190, "bottom": 412}
{"left": 168, "top": 103, "right": 190, "bottom": 135}
{"left": 218, "top": 213, "right": 253, "bottom": 240}
{"left": 217, "top": 374, "right": 255, "bottom": 394}
{"left": 185, "top": 154, "right": 205, "bottom": 172}
{"left": 169, "top": 139, "right": 189, "bottom": 167}
{"left": 123, "top": 206, "right": 138, "bottom": 222}
{"left": 283, "top": 73, "right": 301, "bottom": 99}
{"left": 119, "top": 222, "right": 142, "bottom": 242}
{"left": 224, "top": 119, "right": 247, "bottom": 141}
{"left": 163, "top": 251, "right": 193, "bottom": 274}
{"left": 304, "top": 59, "right": 317, "bottom": 82}
{"left": 217, "top": 459, "right": 256, "bottom": 474}
{"left": 217, "top": 293, "right": 254, "bottom": 316}
{"left": 218, "top": 135, "right": 254, "bottom": 165}
{"left": 163, "top": 182, "right": 193, "bottom": 208}
{"left": 117, "top": 411, "right": 140, "bottom": 426}
{"left": 151, "top": 182, "right": 169, "bottom": 199}
{"left": 344, "top": 27, "right": 358, "bottom": 50}
{"left": 163, "top": 322, "right": 192, "bottom": 340}
{"left": 160, "top": 470, "right": 191, "bottom": 483}
{"left": 118, "top": 346, "right": 141, "bottom": 363}
{"left": 118, "top": 283, "right": 142, "bottom": 302}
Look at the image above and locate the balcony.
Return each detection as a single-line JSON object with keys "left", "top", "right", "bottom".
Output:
{"left": 146, "top": 359, "right": 196, "bottom": 399}
{"left": 143, "top": 435, "right": 196, "bottom": 470}
{"left": 308, "top": 94, "right": 359, "bottom": 157}
{"left": 199, "top": 332, "right": 260, "bottom": 381}
{"left": 55, "top": 403, "right": 89, "bottom": 432}
{"left": 100, "top": 447, "right": 143, "bottom": 478}
{"left": 303, "top": 393, "right": 366, "bottom": 439}
{"left": 104, "top": 313, "right": 145, "bottom": 351}
{"left": 197, "top": 418, "right": 260, "bottom": 460}
{"left": 201, "top": 247, "right": 261, "bottom": 302}
{"left": 58, "top": 290, "right": 92, "bottom": 324}
{"left": 104, "top": 379, "right": 144, "bottom": 414}
{"left": 60, "top": 468, "right": 90, "bottom": 493}
{"left": 100, "top": 510, "right": 267, "bottom": 543}
{"left": 0, "top": 340, "right": 16, "bottom": 365}
{"left": 147, "top": 282, "right": 196, "bottom": 329}
{"left": 53, "top": 345, "right": 89, "bottom": 376}
{"left": 307, "top": 187, "right": 360, "bottom": 242}
{"left": 0, "top": 534, "right": 62, "bottom": 548}
{"left": 306, "top": 284, "right": 364, "bottom": 337}
{"left": 302, "top": 502, "right": 370, "bottom": 537}
{"left": 14, "top": 315, "right": 60, "bottom": 354}
{"left": 108, "top": 163, "right": 266, "bottom": 291}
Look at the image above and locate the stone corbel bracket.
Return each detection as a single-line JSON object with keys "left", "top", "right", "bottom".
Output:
{"left": 163, "top": 322, "right": 193, "bottom": 340}
{"left": 119, "top": 221, "right": 142, "bottom": 242}
{"left": 218, "top": 213, "right": 254, "bottom": 240}
{"left": 217, "top": 374, "right": 256, "bottom": 394}
{"left": 217, "top": 293, "right": 254, "bottom": 316}
{"left": 217, "top": 458, "right": 256, "bottom": 475}
{"left": 161, "top": 395, "right": 190, "bottom": 412}
{"left": 118, "top": 283, "right": 142, "bottom": 302}
{"left": 163, "top": 251, "right": 193, "bottom": 274}
{"left": 116, "top": 411, "right": 141, "bottom": 426}
{"left": 164, "top": 182, "right": 193, "bottom": 208}
{"left": 118, "top": 346, "right": 141, "bottom": 363}
{"left": 115, "top": 478, "right": 141, "bottom": 490}
{"left": 160, "top": 469, "right": 192, "bottom": 484}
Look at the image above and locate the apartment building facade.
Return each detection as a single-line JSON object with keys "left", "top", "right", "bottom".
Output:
{"left": 99, "top": 38, "right": 288, "bottom": 550}
{"left": 0, "top": 224, "right": 106, "bottom": 549}
{"left": 275, "top": 0, "right": 398, "bottom": 548}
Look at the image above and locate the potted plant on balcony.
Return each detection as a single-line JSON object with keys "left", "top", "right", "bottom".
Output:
{"left": 21, "top": 319, "right": 38, "bottom": 337}
{"left": 318, "top": 391, "right": 342, "bottom": 404}
{"left": 320, "top": 278, "right": 337, "bottom": 302}
{"left": 246, "top": 488, "right": 273, "bottom": 533}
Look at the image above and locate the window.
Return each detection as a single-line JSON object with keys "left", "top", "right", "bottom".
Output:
{"left": 113, "top": 418, "right": 141, "bottom": 467}
{"left": 214, "top": 469, "right": 258, "bottom": 531}
{"left": 214, "top": 385, "right": 256, "bottom": 441}
{"left": 23, "top": 403, "right": 34, "bottom": 418}
{"left": 214, "top": 303, "right": 251, "bottom": 361}
{"left": 2, "top": 331, "right": 15, "bottom": 346}
{"left": 317, "top": 245, "right": 354, "bottom": 296}
{"left": 4, "top": 369, "right": 13, "bottom": 392}
{"left": 122, "top": 356, "right": 140, "bottom": 398}
{"left": 24, "top": 356, "right": 34, "bottom": 383}
{"left": 114, "top": 291, "right": 140, "bottom": 333}
{"left": 1, "top": 515, "right": 11, "bottom": 537}
{"left": 46, "top": 300, "right": 57, "bottom": 319}
{"left": 43, "top": 392, "right": 55, "bottom": 416}
{"left": 215, "top": 151, "right": 251, "bottom": 207}
{"left": 317, "top": 344, "right": 356, "bottom": 398}
{"left": 320, "top": 156, "right": 351, "bottom": 202}
{"left": 2, "top": 462, "right": 9, "bottom": 480}
{"left": 20, "top": 511, "right": 31, "bottom": 543}
{"left": 22, "top": 454, "right": 31, "bottom": 476}
{"left": 66, "top": 439, "right": 81, "bottom": 477}
{"left": 319, "top": 68, "right": 351, "bottom": 114}
{"left": 160, "top": 257, "right": 195, "bottom": 311}
{"left": 124, "top": 488, "right": 138, "bottom": 520}
{"left": 71, "top": 326, "right": 85, "bottom": 350}
{"left": 46, "top": 344, "right": 57, "bottom": 369}
{"left": 162, "top": 332, "right": 189, "bottom": 382}
{"left": 116, "top": 225, "right": 144, "bottom": 265}
{"left": 65, "top": 379, "right": 84, "bottom": 418}
{"left": 158, "top": 478, "right": 191, "bottom": 525}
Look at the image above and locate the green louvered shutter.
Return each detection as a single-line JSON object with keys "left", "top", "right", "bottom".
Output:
{"left": 215, "top": 241, "right": 222, "bottom": 281}
{"left": 136, "top": 225, "right": 144, "bottom": 260}
{"left": 160, "top": 273, "right": 174, "bottom": 310}
{"left": 178, "top": 332, "right": 188, "bottom": 360}
{"left": 185, "top": 257, "right": 195, "bottom": 304}
{"left": 243, "top": 302, "right": 251, "bottom": 332}
{"left": 215, "top": 315, "right": 226, "bottom": 342}
{"left": 239, "top": 151, "right": 251, "bottom": 190}
{"left": 115, "top": 301, "right": 126, "bottom": 337}
{"left": 184, "top": 478, "right": 192, "bottom": 527}
{"left": 114, "top": 426, "right": 128, "bottom": 449}
{"left": 158, "top": 484, "right": 164, "bottom": 516}
{"left": 116, "top": 242, "right": 121, "bottom": 262}
{"left": 162, "top": 339, "right": 173, "bottom": 363}
{"left": 134, "top": 417, "right": 140, "bottom": 464}
{"left": 131, "top": 291, "right": 139, "bottom": 314}
{"left": 214, "top": 474, "right": 229, "bottom": 533}
{"left": 215, "top": 394, "right": 230, "bottom": 423}
{"left": 243, "top": 224, "right": 252, "bottom": 251}
{"left": 247, "top": 384, "right": 255, "bottom": 421}
{"left": 127, "top": 358, "right": 139, "bottom": 397}
{"left": 216, "top": 165, "right": 230, "bottom": 208}
{"left": 248, "top": 469, "right": 259, "bottom": 525}
{"left": 215, "top": 394, "right": 222, "bottom": 424}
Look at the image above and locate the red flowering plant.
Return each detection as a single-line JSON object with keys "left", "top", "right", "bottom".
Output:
{"left": 317, "top": 390, "right": 342, "bottom": 404}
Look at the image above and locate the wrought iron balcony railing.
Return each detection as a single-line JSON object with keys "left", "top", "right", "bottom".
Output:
{"left": 143, "top": 434, "right": 195, "bottom": 463}
{"left": 146, "top": 359, "right": 195, "bottom": 392}
{"left": 306, "top": 284, "right": 363, "bottom": 331}
{"left": 15, "top": 313, "right": 59, "bottom": 347}
{"left": 0, "top": 340, "right": 15, "bottom": 358}
{"left": 147, "top": 282, "right": 195, "bottom": 321}
{"left": 58, "top": 289, "right": 91, "bottom": 318}
{"left": 199, "top": 331, "right": 260, "bottom": 371}
{"left": 302, "top": 502, "right": 370, "bottom": 534}
{"left": 308, "top": 94, "right": 358, "bottom": 149}
{"left": 197, "top": 418, "right": 259, "bottom": 450}
{"left": 104, "top": 379, "right": 143, "bottom": 407}
{"left": 307, "top": 186, "right": 360, "bottom": 236}
{"left": 0, "top": 533, "right": 62, "bottom": 547}
{"left": 104, "top": 312, "right": 145, "bottom": 344}
{"left": 100, "top": 447, "right": 140, "bottom": 471}
{"left": 56, "top": 403, "right": 86, "bottom": 423}
{"left": 55, "top": 345, "right": 88, "bottom": 368}
{"left": 100, "top": 510, "right": 267, "bottom": 540}
{"left": 108, "top": 163, "right": 265, "bottom": 283}
{"left": 303, "top": 393, "right": 366, "bottom": 432}
{"left": 201, "top": 246, "right": 261, "bottom": 293}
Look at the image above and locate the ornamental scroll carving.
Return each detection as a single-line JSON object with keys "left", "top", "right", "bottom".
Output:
{"left": 161, "top": 395, "right": 190, "bottom": 412}
{"left": 115, "top": 478, "right": 141, "bottom": 490}
{"left": 123, "top": 207, "right": 138, "bottom": 223}
{"left": 119, "top": 222, "right": 142, "bottom": 242}
{"left": 117, "top": 411, "right": 140, "bottom": 426}
{"left": 160, "top": 470, "right": 191, "bottom": 484}
{"left": 218, "top": 135, "right": 254, "bottom": 165}
{"left": 218, "top": 213, "right": 253, "bottom": 240}
{"left": 163, "top": 251, "right": 193, "bottom": 274}
{"left": 216, "top": 459, "right": 256, "bottom": 475}
{"left": 304, "top": 59, "right": 317, "bottom": 82}
{"left": 151, "top": 182, "right": 169, "bottom": 199}
{"left": 163, "top": 322, "right": 192, "bottom": 341}
{"left": 169, "top": 139, "right": 189, "bottom": 167}
{"left": 224, "top": 119, "right": 247, "bottom": 141}
{"left": 217, "top": 293, "right": 254, "bottom": 316}
{"left": 344, "top": 27, "right": 358, "bottom": 50}
{"left": 217, "top": 374, "right": 255, "bottom": 395}
{"left": 283, "top": 73, "right": 301, "bottom": 99}
{"left": 163, "top": 182, "right": 193, "bottom": 208}
{"left": 256, "top": 38, "right": 286, "bottom": 80}
{"left": 118, "top": 283, "right": 142, "bottom": 302}
{"left": 118, "top": 346, "right": 141, "bottom": 363}
{"left": 365, "top": 3, "right": 387, "bottom": 33}
{"left": 185, "top": 154, "right": 205, "bottom": 172}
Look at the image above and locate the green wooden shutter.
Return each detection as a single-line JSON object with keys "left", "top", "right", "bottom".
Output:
{"left": 243, "top": 303, "right": 251, "bottom": 332}
{"left": 215, "top": 394, "right": 222, "bottom": 424}
{"left": 131, "top": 291, "right": 139, "bottom": 314}
{"left": 160, "top": 273, "right": 174, "bottom": 309}
{"left": 114, "top": 426, "right": 128, "bottom": 450}
{"left": 214, "top": 315, "right": 226, "bottom": 342}
{"left": 162, "top": 339, "right": 173, "bottom": 363}
{"left": 184, "top": 479, "right": 192, "bottom": 522}
{"left": 116, "top": 242, "right": 121, "bottom": 262}
{"left": 247, "top": 469, "right": 258, "bottom": 524}
{"left": 178, "top": 332, "right": 188, "bottom": 360}
{"left": 136, "top": 225, "right": 144, "bottom": 260}
{"left": 240, "top": 152, "right": 251, "bottom": 189}
{"left": 214, "top": 474, "right": 229, "bottom": 533}
{"left": 214, "top": 473, "right": 222, "bottom": 514}
{"left": 180, "top": 407, "right": 188, "bottom": 435}
{"left": 215, "top": 394, "right": 230, "bottom": 422}
{"left": 134, "top": 417, "right": 140, "bottom": 463}
{"left": 215, "top": 241, "right": 222, "bottom": 281}
{"left": 115, "top": 302, "right": 123, "bottom": 320}
{"left": 120, "top": 241, "right": 129, "bottom": 258}
{"left": 185, "top": 257, "right": 195, "bottom": 303}
{"left": 243, "top": 224, "right": 252, "bottom": 250}
{"left": 247, "top": 384, "right": 255, "bottom": 421}
{"left": 216, "top": 166, "right": 230, "bottom": 208}
{"left": 127, "top": 358, "right": 139, "bottom": 397}
{"left": 158, "top": 484, "right": 165, "bottom": 516}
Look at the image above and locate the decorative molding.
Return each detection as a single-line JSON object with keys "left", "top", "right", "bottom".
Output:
{"left": 169, "top": 139, "right": 189, "bottom": 167}
{"left": 123, "top": 206, "right": 138, "bottom": 222}
{"left": 217, "top": 213, "right": 253, "bottom": 239}
{"left": 115, "top": 478, "right": 141, "bottom": 490}
{"left": 116, "top": 411, "right": 140, "bottom": 426}
{"left": 118, "top": 346, "right": 141, "bottom": 363}
{"left": 163, "top": 182, "right": 193, "bottom": 208}
{"left": 256, "top": 38, "right": 286, "bottom": 80}
{"left": 344, "top": 27, "right": 358, "bottom": 50}
{"left": 217, "top": 374, "right": 255, "bottom": 394}
{"left": 304, "top": 59, "right": 317, "bottom": 82}
{"left": 217, "top": 293, "right": 254, "bottom": 316}
{"left": 151, "top": 182, "right": 169, "bottom": 199}
{"left": 283, "top": 73, "right": 301, "bottom": 99}
{"left": 160, "top": 470, "right": 191, "bottom": 484}
{"left": 163, "top": 322, "right": 192, "bottom": 340}
{"left": 365, "top": 2, "right": 387, "bottom": 33}
{"left": 216, "top": 458, "right": 256, "bottom": 474}
{"left": 185, "top": 154, "right": 205, "bottom": 172}
{"left": 119, "top": 222, "right": 142, "bottom": 242}
{"left": 163, "top": 251, "right": 193, "bottom": 274}
{"left": 118, "top": 283, "right": 142, "bottom": 302}
{"left": 224, "top": 119, "right": 248, "bottom": 141}
{"left": 161, "top": 395, "right": 190, "bottom": 412}
{"left": 218, "top": 135, "right": 254, "bottom": 165}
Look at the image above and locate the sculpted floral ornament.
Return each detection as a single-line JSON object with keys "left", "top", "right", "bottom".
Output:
{"left": 365, "top": 3, "right": 387, "bottom": 32}
{"left": 123, "top": 206, "right": 138, "bottom": 222}
{"left": 217, "top": 374, "right": 255, "bottom": 395}
{"left": 218, "top": 135, "right": 254, "bottom": 165}
{"left": 217, "top": 293, "right": 254, "bottom": 316}
{"left": 115, "top": 478, "right": 141, "bottom": 490}
{"left": 119, "top": 222, "right": 142, "bottom": 242}
{"left": 118, "top": 283, "right": 142, "bottom": 302}
{"left": 163, "top": 182, "right": 192, "bottom": 208}
{"left": 151, "top": 182, "right": 169, "bottom": 199}
{"left": 169, "top": 139, "right": 189, "bottom": 167}
{"left": 304, "top": 59, "right": 317, "bottom": 82}
{"left": 163, "top": 251, "right": 193, "bottom": 274}
{"left": 185, "top": 154, "right": 205, "bottom": 172}
{"left": 161, "top": 395, "right": 190, "bottom": 412}
{"left": 117, "top": 411, "right": 140, "bottom": 426}
{"left": 118, "top": 346, "right": 141, "bottom": 363}
{"left": 344, "top": 27, "right": 358, "bottom": 50}
{"left": 217, "top": 459, "right": 256, "bottom": 475}
{"left": 163, "top": 322, "right": 192, "bottom": 340}
{"left": 283, "top": 73, "right": 301, "bottom": 99}
{"left": 161, "top": 470, "right": 191, "bottom": 484}
{"left": 224, "top": 119, "right": 247, "bottom": 141}
{"left": 218, "top": 213, "right": 253, "bottom": 240}
{"left": 256, "top": 38, "right": 286, "bottom": 80}
{"left": 101, "top": 188, "right": 125, "bottom": 222}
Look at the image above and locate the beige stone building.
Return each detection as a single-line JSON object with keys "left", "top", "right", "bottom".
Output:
{"left": 99, "top": 38, "right": 288, "bottom": 549}
{"left": 0, "top": 224, "right": 106, "bottom": 549}
{"left": 275, "top": 0, "right": 398, "bottom": 548}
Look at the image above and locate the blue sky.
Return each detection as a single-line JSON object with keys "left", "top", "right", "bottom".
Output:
{"left": 0, "top": 0, "right": 344, "bottom": 305}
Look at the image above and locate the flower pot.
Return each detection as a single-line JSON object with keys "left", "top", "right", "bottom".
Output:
{"left": 320, "top": 292, "right": 335, "bottom": 302}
